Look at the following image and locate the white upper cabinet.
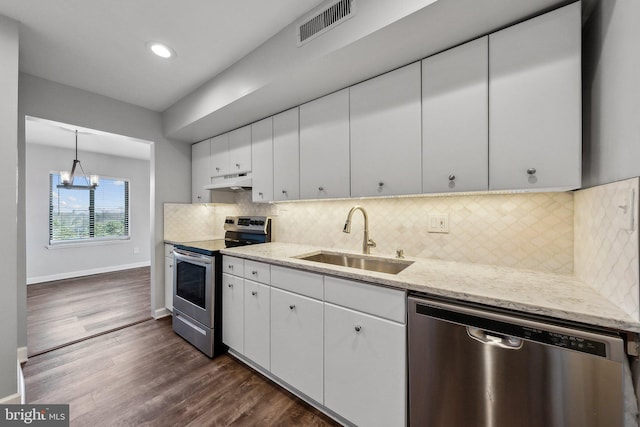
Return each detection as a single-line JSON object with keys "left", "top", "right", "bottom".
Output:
{"left": 422, "top": 37, "right": 489, "bottom": 193}
{"left": 273, "top": 108, "right": 300, "bottom": 201}
{"left": 251, "top": 117, "right": 273, "bottom": 203}
{"left": 299, "top": 89, "right": 350, "bottom": 200}
{"left": 228, "top": 125, "right": 252, "bottom": 175}
{"left": 489, "top": 2, "right": 581, "bottom": 191}
{"left": 350, "top": 62, "right": 422, "bottom": 197}
{"left": 191, "top": 139, "right": 211, "bottom": 203}
{"left": 210, "top": 133, "right": 229, "bottom": 177}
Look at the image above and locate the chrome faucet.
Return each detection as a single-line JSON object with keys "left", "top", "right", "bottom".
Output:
{"left": 343, "top": 206, "right": 376, "bottom": 254}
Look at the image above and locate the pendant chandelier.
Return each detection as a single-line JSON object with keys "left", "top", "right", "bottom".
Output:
{"left": 57, "top": 130, "right": 99, "bottom": 190}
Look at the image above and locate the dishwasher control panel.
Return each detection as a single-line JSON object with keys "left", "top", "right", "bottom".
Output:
{"left": 416, "top": 303, "right": 614, "bottom": 359}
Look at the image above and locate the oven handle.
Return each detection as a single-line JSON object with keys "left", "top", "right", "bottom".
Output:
{"left": 173, "top": 249, "right": 212, "bottom": 266}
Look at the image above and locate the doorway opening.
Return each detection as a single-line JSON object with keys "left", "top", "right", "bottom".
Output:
{"left": 24, "top": 116, "right": 154, "bottom": 356}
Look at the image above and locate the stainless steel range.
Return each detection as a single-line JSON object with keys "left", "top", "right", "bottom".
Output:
{"left": 172, "top": 216, "right": 271, "bottom": 357}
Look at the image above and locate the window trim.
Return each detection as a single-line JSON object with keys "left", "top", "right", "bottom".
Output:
{"left": 48, "top": 172, "right": 131, "bottom": 246}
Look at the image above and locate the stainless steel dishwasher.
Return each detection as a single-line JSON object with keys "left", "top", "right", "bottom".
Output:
{"left": 408, "top": 296, "right": 626, "bottom": 427}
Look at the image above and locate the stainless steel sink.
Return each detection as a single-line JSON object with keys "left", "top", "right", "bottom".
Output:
{"left": 294, "top": 251, "right": 413, "bottom": 275}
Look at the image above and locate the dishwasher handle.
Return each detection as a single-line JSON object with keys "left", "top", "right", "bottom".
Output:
{"left": 467, "top": 327, "right": 523, "bottom": 350}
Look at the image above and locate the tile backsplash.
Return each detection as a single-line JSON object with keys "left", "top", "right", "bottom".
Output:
{"left": 574, "top": 178, "right": 640, "bottom": 321}
{"left": 166, "top": 191, "right": 574, "bottom": 274}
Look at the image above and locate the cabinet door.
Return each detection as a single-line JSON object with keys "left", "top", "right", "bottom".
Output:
{"left": 423, "top": 37, "right": 488, "bottom": 193}
{"left": 273, "top": 108, "right": 300, "bottom": 201}
{"left": 164, "top": 254, "right": 173, "bottom": 311}
{"left": 324, "top": 303, "right": 406, "bottom": 427}
{"left": 229, "top": 125, "right": 252, "bottom": 175}
{"left": 210, "top": 133, "right": 229, "bottom": 177}
{"left": 270, "top": 288, "right": 323, "bottom": 403}
{"left": 299, "top": 89, "right": 350, "bottom": 199}
{"left": 222, "top": 273, "right": 244, "bottom": 354}
{"left": 489, "top": 2, "right": 581, "bottom": 191}
{"left": 191, "top": 139, "right": 211, "bottom": 203}
{"left": 251, "top": 117, "right": 273, "bottom": 202}
{"left": 244, "top": 280, "right": 270, "bottom": 369}
{"left": 350, "top": 62, "right": 422, "bottom": 197}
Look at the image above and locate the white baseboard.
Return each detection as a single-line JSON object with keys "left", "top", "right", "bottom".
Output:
{"left": 154, "top": 307, "right": 171, "bottom": 319}
{"left": 17, "top": 347, "right": 27, "bottom": 364}
{"left": 17, "top": 360, "right": 25, "bottom": 404}
{"left": 27, "top": 261, "right": 151, "bottom": 285}
{"left": 0, "top": 392, "right": 21, "bottom": 404}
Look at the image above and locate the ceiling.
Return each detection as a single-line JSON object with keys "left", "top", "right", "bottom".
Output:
{"left": 26, "top": 116, "right": 151, "bottom": 160}
{"left": 0, "top": 0, "right": 326, "bottom": 112}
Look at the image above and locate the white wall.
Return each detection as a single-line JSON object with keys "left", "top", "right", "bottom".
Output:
{"left": 582, "top": 0, "right": 640, "bottom": 187}
{"left": 17, "top": 74, "right": 191, "bottom": 353}
{"left": 25, "top": 144, "right": 150, "bottom": 282}
{"left": 0, "top": 15, "right": 19, "bottom": 402}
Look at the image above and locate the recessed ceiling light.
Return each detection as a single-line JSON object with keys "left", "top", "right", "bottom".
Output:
{"left": 149, "top": 42, "right": 174, "bottom": 59}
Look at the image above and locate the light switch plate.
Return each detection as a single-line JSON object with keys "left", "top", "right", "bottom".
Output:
{"left": 428, "top": 214, "right": 449, "bottom": 233}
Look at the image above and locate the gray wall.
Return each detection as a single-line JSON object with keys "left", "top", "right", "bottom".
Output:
{"left": 582, "top": 0, "right": 640, "bottom": 187}
{"left": 0, "top": 15, "right": 18, "bottom": 400}
{"left": 17, "top": 74, "right": 191, "bottom": 354}
{"left": 25, "top": 144, "right": 151, "bottom": 282}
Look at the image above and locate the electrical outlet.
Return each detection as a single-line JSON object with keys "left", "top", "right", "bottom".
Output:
{"left": 428, "top": 214, "right": 449, "bottom": 233}
{"left": 618, "top": 189, "right": 636, "bottom": 232}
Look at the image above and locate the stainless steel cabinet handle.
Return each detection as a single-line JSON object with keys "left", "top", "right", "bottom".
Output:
{"left": 354, "top": 325, "right": 362, "bottom": 332}
{"left": 228, "top": 264, "right": 233, "bottom": 269}
{"left": 318, "top": 186, "right": 324, "bottom": 191}
{"left": 215, "top": 167, "right": 220, "bottom": 171}
{"left": 227, "top": 283, "right": 233, "bottom": 288}
{"left": 378, "top": 181, "right": 384, "bottom": 187}
{"left": 251, "top": 291, "right": 257, "bottom": 296}
{"left": 449, "top": 174, "right": 455, "bottom": 181}
{"left": 527, "top": 168, "right": 537, "bottom": 175}
{"left": 258, "top": 192, "right": 263, "bottom": 197}
{"left": 282, "top": 190, "right": 287, "bottom": 194}
{"left": 252, "top": 270, "right": 257, "bottom": 275}
{"left": 236, "top": 163, "right": 240, "bottom": 168}
{"left": 289, "top": 305, "right": 295, "bottom": 310}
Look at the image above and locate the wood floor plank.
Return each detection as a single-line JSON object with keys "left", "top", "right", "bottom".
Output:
{"left": 27, "top": 267, "right": 152, "bottom": 356}
{"left": 24, "top": 318, "right": 340, "bottom": 426}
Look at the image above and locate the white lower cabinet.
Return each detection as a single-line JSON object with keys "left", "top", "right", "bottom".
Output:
{"left": 244, "top": 280, "right": 270, "bottom": 368}
{"left": 324, "top": 302, "right": 406, "bottom": 427}
{"left": 222, "top": 258, "right": 406, "bottom": 426}
{"left": 222, "top": 273, "right": 244, "bottom": 354}
{"left": 270, "top": 287, "right": 323, "bottom": 403}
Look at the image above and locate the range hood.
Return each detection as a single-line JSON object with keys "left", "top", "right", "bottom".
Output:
{"left": 204, "top": 173, "right": 252, "bottom": 191}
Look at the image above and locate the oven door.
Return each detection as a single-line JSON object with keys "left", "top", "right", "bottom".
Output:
{"left": 173, "top": 249, "right": 214, "bottom": 328}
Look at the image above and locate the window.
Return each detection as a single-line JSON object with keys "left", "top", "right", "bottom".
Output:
{"left": 49, "top": 174, "right": 130, "bottom": 244}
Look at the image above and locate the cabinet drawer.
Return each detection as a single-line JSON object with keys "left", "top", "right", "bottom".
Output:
{"left": 271, "top": 265, "right": 324, "bottom": 300}
{"left": 324, "top": 276, "right": 405, "bottom": 324}
{"left": 222, "top": 256, "right": 244, "bottom": 276}
{"left": 164, "top": 243, "right": 174, "bottom": 258}
{"left": 244, "top": 260, "right": 270, "bottom": 284}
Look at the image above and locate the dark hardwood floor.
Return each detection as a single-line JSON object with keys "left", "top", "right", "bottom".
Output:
{"left": 27, "top": 267, "right": 151, "bottom": 356}
{"left": 23, "top": 317, "right": 340, "bottom": 427}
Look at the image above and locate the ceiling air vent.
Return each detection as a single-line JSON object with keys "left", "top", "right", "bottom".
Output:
{"left": 297, "top": 0, "right": 356, "bottom": 46}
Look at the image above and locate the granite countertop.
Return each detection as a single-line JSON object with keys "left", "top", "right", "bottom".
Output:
{"left": 221, "top": 242, "right": 640, "bottom": 333}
